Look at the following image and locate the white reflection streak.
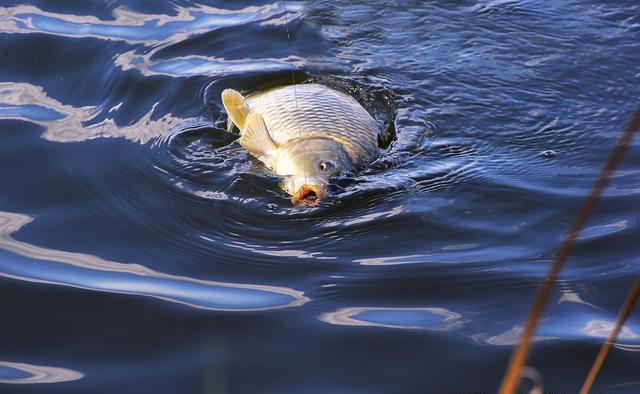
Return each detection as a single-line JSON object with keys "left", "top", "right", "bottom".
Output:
{"left": 0, "top": 82, "right": 184, "bottom": 144}
{"left": 354, "top": 254, "right": 426, "bottom": 266}
{"left": 0, "top": 3, "right": 282, "bottom": 45}
{"left": 0, "top": 360, "right": 83, "bottom": 384}
{"left": 354, "top": 246, "right": 529, "bottom": 266}
{"left": 557, "top": 291, "right": 602, "bottom": 310}
{"left": 583, "top": 320, "right": 639, "bottom": 340}
{"left": 323, "top": 205, "right": 404, "bottom": 227}
{"left": 115, "top": 51, "right": 308, "bottom": 78}
{"left": 222, "top": 239, "right": 336, "bottom": 260}
{"left": 0, "top": 211, "right": 308, "bottom": 311}
{"left": 483, "top": 325, "right": 557, "bottom": 346}
{"left": 319, "top": 307, "right": 464, "bottom": 330}
{"left": 0, "top": 3, "right": 305, "bottom": 78}
{"left": 578, "top": 219, "right": 630, "bottom": 240}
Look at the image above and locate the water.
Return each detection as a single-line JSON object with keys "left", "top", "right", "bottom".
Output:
{"left": 0, "top": 1, "right": 639, "bottom": 392}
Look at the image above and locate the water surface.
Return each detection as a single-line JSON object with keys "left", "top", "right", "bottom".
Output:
{"left": 1, "top": 0, "right": 639, "bottom": 393}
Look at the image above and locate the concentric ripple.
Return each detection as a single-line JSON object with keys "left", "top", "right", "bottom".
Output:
{"left": 320, "top": 306, "right": 466, "bottom": 331}
{"left": 0, "top": 0, "right": 639, "bottom": 392}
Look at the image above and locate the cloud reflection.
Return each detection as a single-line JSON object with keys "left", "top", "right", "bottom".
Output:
{"left": 0, "top": 3, "right": 308, "bottom": 79}
{"left": 0, "top": 211, "right": 308, "bottom": 311}
{"left": 480, "top": 325, "right": 558, "bottom": 346}
{"left": 115, "top": 50, "right": 305, "bottom": 78}
{"left": 583, "top": 320, "right": 639, "bottom": 340}
{"left": 320, "top": 307, "right": 465, "bottom": 330}
{"left": 0, "top": 360, "right": 83, "bottom": 384}
{"left": 557, "top": 290, "right": 602, "bottom": 310}
{"left": 477, "top": 317, "right": 640, "bottom": 347}
{"left": 0, "top": 3, "right": 292, "bottom": 45}
{"left": 0, "top": 82, "right": 187, "bottom": 144}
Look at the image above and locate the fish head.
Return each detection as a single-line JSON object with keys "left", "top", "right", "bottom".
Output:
{"left": 276, "top": 138, "right": 354, "bottom": 206}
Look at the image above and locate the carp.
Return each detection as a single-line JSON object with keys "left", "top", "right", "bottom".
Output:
{"left": 222, "top": 84, "right": 381, "bottom": 205}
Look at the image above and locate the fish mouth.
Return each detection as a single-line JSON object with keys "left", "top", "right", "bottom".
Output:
{"left": 291, "top": 184, "right": 324, "bottom": 206}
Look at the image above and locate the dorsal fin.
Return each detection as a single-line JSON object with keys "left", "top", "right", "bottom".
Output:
{"left": 238, "top": 111, "right": 278, "bottom": 158}
{"left": 221, "top": 89, "right": 250, "bottom": 131}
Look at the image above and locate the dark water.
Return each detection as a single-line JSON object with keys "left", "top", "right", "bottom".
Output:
{"left": 1, "top": 0, "right": 639, "bottom": 392}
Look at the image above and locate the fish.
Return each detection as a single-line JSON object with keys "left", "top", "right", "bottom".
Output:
{"left": 221, "top": 83, "right": 381, "bottom": 206}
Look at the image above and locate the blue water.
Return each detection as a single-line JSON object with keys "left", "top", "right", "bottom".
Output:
{"left": 0, "top": 1, "right": 639, "bottom": 393}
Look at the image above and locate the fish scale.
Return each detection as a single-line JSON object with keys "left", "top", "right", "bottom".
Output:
{"left": 245, "top": 84, "right": 380, "bottom": 168}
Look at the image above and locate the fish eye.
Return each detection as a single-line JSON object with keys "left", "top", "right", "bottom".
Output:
{"left": 319, "top": 160, "right": 335, "bottom": 172}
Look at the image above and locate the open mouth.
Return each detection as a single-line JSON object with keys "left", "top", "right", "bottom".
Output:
{"left": 291, "top": 185, "right": 323, "bottom": 206}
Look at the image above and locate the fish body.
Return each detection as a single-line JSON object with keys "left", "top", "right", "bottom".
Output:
{"left": 222, "top": 84, "right": 381, "bottom": 205}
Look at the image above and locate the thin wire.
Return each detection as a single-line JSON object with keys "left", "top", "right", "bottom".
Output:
{"left": 282, "top": 0, "right": 307, "bottom": 187}
{"left": 579, "top": 277, "right": 640, "bottom": 394}
{"left": 282, "top": 1, "right": 315, "bottom": 291}
{"left": 498, "top": 105, "right": 640, "bottom": 394}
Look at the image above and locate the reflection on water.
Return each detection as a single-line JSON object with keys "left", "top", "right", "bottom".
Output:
{"left": 322, "top": 205, "right": 405, "bottom": 227}
{"left": 558, "top": 290, "right": 602, "bottom": 310}
{"left": 220, "top": 238, "right": 337, "bottom": 260}
{"left": 1, "top": 0, "right": 639, "bottom": 392}
{"left": 0, "top": 360, "right": 83, "bottom": 384}
{"left": 354, "top": 246, "right": 529, "bottom": 266}
{"left": 578, "top": 219, "right": 631, "bottom": 240}
{"left": 116, "top": 51, "right": 308, "bottom": 78}
{"left": 0, "top": 3, "right": 289, "bottom": 44}
{"left": 0, "top": 3, "right": 305, "bottom": 79}
{"left": 320, "top": 307, "right": 465, "bottom": 331}
{"left": 0, "top": 211, "right": 308, "bottom": 311}
{"left": 480, "top": 325, "right": 558, "bottom": 346}
{"left": 583, "top": 320, "right": 639, "bottom": 340}
{"left": 477, "top": 315, "right": 640, "bottom": 348}
{"left": 0, "top": 82, "right": 193, "bottom": 144}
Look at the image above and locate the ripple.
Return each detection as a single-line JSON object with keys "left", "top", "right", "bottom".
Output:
{"left": 477, "top": 315, "right": 640, "bottom": 348}
{"left": 583, "top": 320, "right": 639, "bottom": 340}
{"left": 0, "top": 82, "right": 194, "bottom": 144}
{"left": 116, "top": 51, "right": 305, "bottom": 78}
{"left": 1, "top": 0, "right": 640, "bottom": 390}
{"left": 0, "top": 360, "right": 83, "bottom": 384}
{"left": 220, "top": 238, "right": 337, "bottom": 261}
{"left": 0, "top": 3, "right": 291, "bottom": 45}
{"left": 320, "top": 307, "right": 466, "bottom": 330}
{"left": 0, "top": 211, "right": 308, "bottom": 311}
{"left": 321, "top": 204, "right": 405, "bottom": 227}
{"left": 354, "top": 246, "right": 530, "bottom": 266}
{"left": 145, "top": 78, "right": 400, "bottom": 216}
{"left": 579, "top": 219, "right": 631, "bottom": 240}
{"left": 480, "top": 325, "right": 559, "bottom": 346}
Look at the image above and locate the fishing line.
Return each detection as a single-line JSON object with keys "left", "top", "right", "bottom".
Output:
{"left": 282, "top": 0, "right": 318, "bottom": 297}
{"left": 498, "top": 105, "right": 640, "bottom": 394}
{"left": 282, "top": 0, "right": 308, "bottom": 189}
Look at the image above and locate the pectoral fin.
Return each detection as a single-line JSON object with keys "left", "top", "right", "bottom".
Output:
{"left": 221, "top": 89, "right": 250, "bottom": 131}
{"left": 239, "top": 111, "right": 278, "bottom": 158}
